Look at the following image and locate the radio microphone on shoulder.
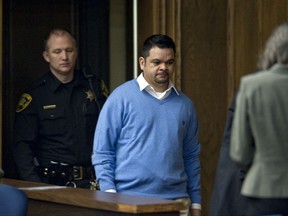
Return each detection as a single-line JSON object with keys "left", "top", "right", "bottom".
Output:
{"left": 82, "top": 65, "right": 94, "bottom": 80}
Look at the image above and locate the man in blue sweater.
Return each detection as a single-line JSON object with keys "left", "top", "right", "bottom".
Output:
{"left": 92, "top": 34, "right": 201, "bottom": 216}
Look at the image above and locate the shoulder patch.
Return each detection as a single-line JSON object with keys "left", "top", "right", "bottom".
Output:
{"left": 16, "top": 93, "right": 32, "bottom": 113}
{"left": 101, "top": 80, "right": 109, "bottom": 97}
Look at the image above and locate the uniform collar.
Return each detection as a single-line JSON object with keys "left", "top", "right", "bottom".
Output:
{"left": 46, "top": 70, "right": 87, "bottom": 92}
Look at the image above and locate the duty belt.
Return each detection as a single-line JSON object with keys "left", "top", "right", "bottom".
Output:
{"left": 38, "top": 162, "right": 94, "bottom": 181}
{"left": 72, "top": 166, "right": 90, "bottom": 180}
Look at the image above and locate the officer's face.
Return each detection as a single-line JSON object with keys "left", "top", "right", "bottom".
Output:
{"left": 43, "top": 33, "right": 78, "bottom": 81}
{"left": 139, "top": 47, "right": 175, "bottom": 92}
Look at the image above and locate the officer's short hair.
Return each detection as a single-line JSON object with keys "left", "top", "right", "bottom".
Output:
{"left": 44, "top": 28, "right": 77, "bottom": 51}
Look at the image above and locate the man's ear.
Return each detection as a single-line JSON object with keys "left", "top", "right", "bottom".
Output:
{"left": 139, "top": 57, "right": 145, "bottom": 70}
{"left": 42, "top": 51, "right": 50, "bottom": 63}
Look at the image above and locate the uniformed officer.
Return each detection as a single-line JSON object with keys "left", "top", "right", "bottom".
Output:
{"left": 13, "top": 28, "right": 108, "bottom": 189}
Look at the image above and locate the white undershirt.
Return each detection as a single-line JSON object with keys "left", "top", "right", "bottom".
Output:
{"left": 136, "top": 73, "right": 179, "bottom": 99}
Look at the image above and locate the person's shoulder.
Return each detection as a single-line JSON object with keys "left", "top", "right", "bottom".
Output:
{"left": 240, "top": 68, "right": 279, "bottom": 88}
{"left": 176, "top": 90, "right": 196, "bottom": 108}
{"left": 237, "top": 71, "right": 260, "bottom": 89}
{"left": 111, "top": 79, "right": 137, "bottom": 94}
{"left": 177, "top": 90, "right": 193, "bottom": 101}
{"left": 24, "top": 73, "right": 49, "bottom": 93}
{"left": 15, "top": 73, "right": 50, "bottom": 113}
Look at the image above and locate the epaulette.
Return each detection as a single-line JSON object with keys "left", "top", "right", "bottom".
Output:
{"left": 91, "top": 74, "right": 109, "bottom": 97}
{"left": 16, "top": 74, "right": 48, "bottom": 112}
{"left": 100, "top": 79, "right": 109, "bottom": 97}
{"left": 30, "top": 77, "right": 47, "bottom": 89}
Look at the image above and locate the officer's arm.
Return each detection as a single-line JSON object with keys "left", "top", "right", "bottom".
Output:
{"left": 13, "top": 93, "right": 41, "bottom": 182}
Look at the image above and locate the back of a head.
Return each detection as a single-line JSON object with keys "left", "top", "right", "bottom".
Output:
{"left": 259, "top": 22, "right": 288, "bottom": 70}
{"left": 141, "top": 34, "right": 176, "bottom": 59}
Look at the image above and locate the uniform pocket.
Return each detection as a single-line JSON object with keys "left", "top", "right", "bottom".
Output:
{"left": 39, "top": 108, "right": 67, "bottom": 136}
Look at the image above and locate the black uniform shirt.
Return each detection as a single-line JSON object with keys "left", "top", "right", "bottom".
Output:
{"left": 14, "top": 70, "right": 107, "bottom": 182}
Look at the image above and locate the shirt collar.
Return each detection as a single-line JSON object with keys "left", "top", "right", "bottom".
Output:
{"left": 137, "top": 72, "right": 179, "bottom": 95}
{"left": 47, "top": 70, "right": 86, "bottom": 92}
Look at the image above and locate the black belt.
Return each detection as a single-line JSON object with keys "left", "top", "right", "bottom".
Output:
{"left": 38, "top": 164, "right": 94, "bottom": 181}
{"left": 70, "top": 165, "right": 94, "bottom": 180}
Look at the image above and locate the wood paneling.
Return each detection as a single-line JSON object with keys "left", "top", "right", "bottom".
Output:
{"left": 227, "top": 0, "right": 260, "bottom": 98}
{"left": 181, "top": 1, "right": 228, "bottom": 214}
{"left": 260, "top": 0, "right": 288, "bottom": 44}
{"left": 228, "top": 0, "right": 288, "bottom": 92}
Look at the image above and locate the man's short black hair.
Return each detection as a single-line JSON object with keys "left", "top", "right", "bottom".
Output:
{"left": 141, "top": 34, "right": 176, "bottom": 59}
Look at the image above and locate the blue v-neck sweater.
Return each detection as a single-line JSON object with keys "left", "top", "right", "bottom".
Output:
{"left": 92, "top": 79, "right": 201, "bottom": 204}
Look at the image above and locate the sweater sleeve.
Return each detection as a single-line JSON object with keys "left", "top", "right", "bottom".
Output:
{"left": 92, "top": 94, "right": 122, "bottom": 191}
{"left": 184, "top": 103, "right": 201, "bottom": 204}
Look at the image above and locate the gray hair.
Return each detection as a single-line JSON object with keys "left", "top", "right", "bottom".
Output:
{"left": 258, "top": 22, "right": 288, "bottom": 70}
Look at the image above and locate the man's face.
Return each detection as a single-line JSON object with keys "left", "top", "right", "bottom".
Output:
{"left": 139, "top": 47, "right": 175, "bottom": 92}
{"left": 43, "top": 34, "right": 77, "bottom": 77}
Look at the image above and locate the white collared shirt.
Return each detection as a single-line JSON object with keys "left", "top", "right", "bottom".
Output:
{"left": 136, "top": 73, "right": 179, "bottom": 100}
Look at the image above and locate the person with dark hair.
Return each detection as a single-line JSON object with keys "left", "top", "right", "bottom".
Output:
{"left": 14, "top": 28, "right": 108, "bottom": 189}
{"left": 92, "top": 34, "right": 201, "bottom": 216}
{"left": 230, "top": 22, "right": 288, "bottom": 215}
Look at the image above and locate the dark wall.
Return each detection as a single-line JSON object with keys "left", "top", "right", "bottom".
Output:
{"left": 77, "top": 0, "right": 110, "bottom": 81}
{"left": 2, "top": 0, "right": 109, "bottom": 178}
